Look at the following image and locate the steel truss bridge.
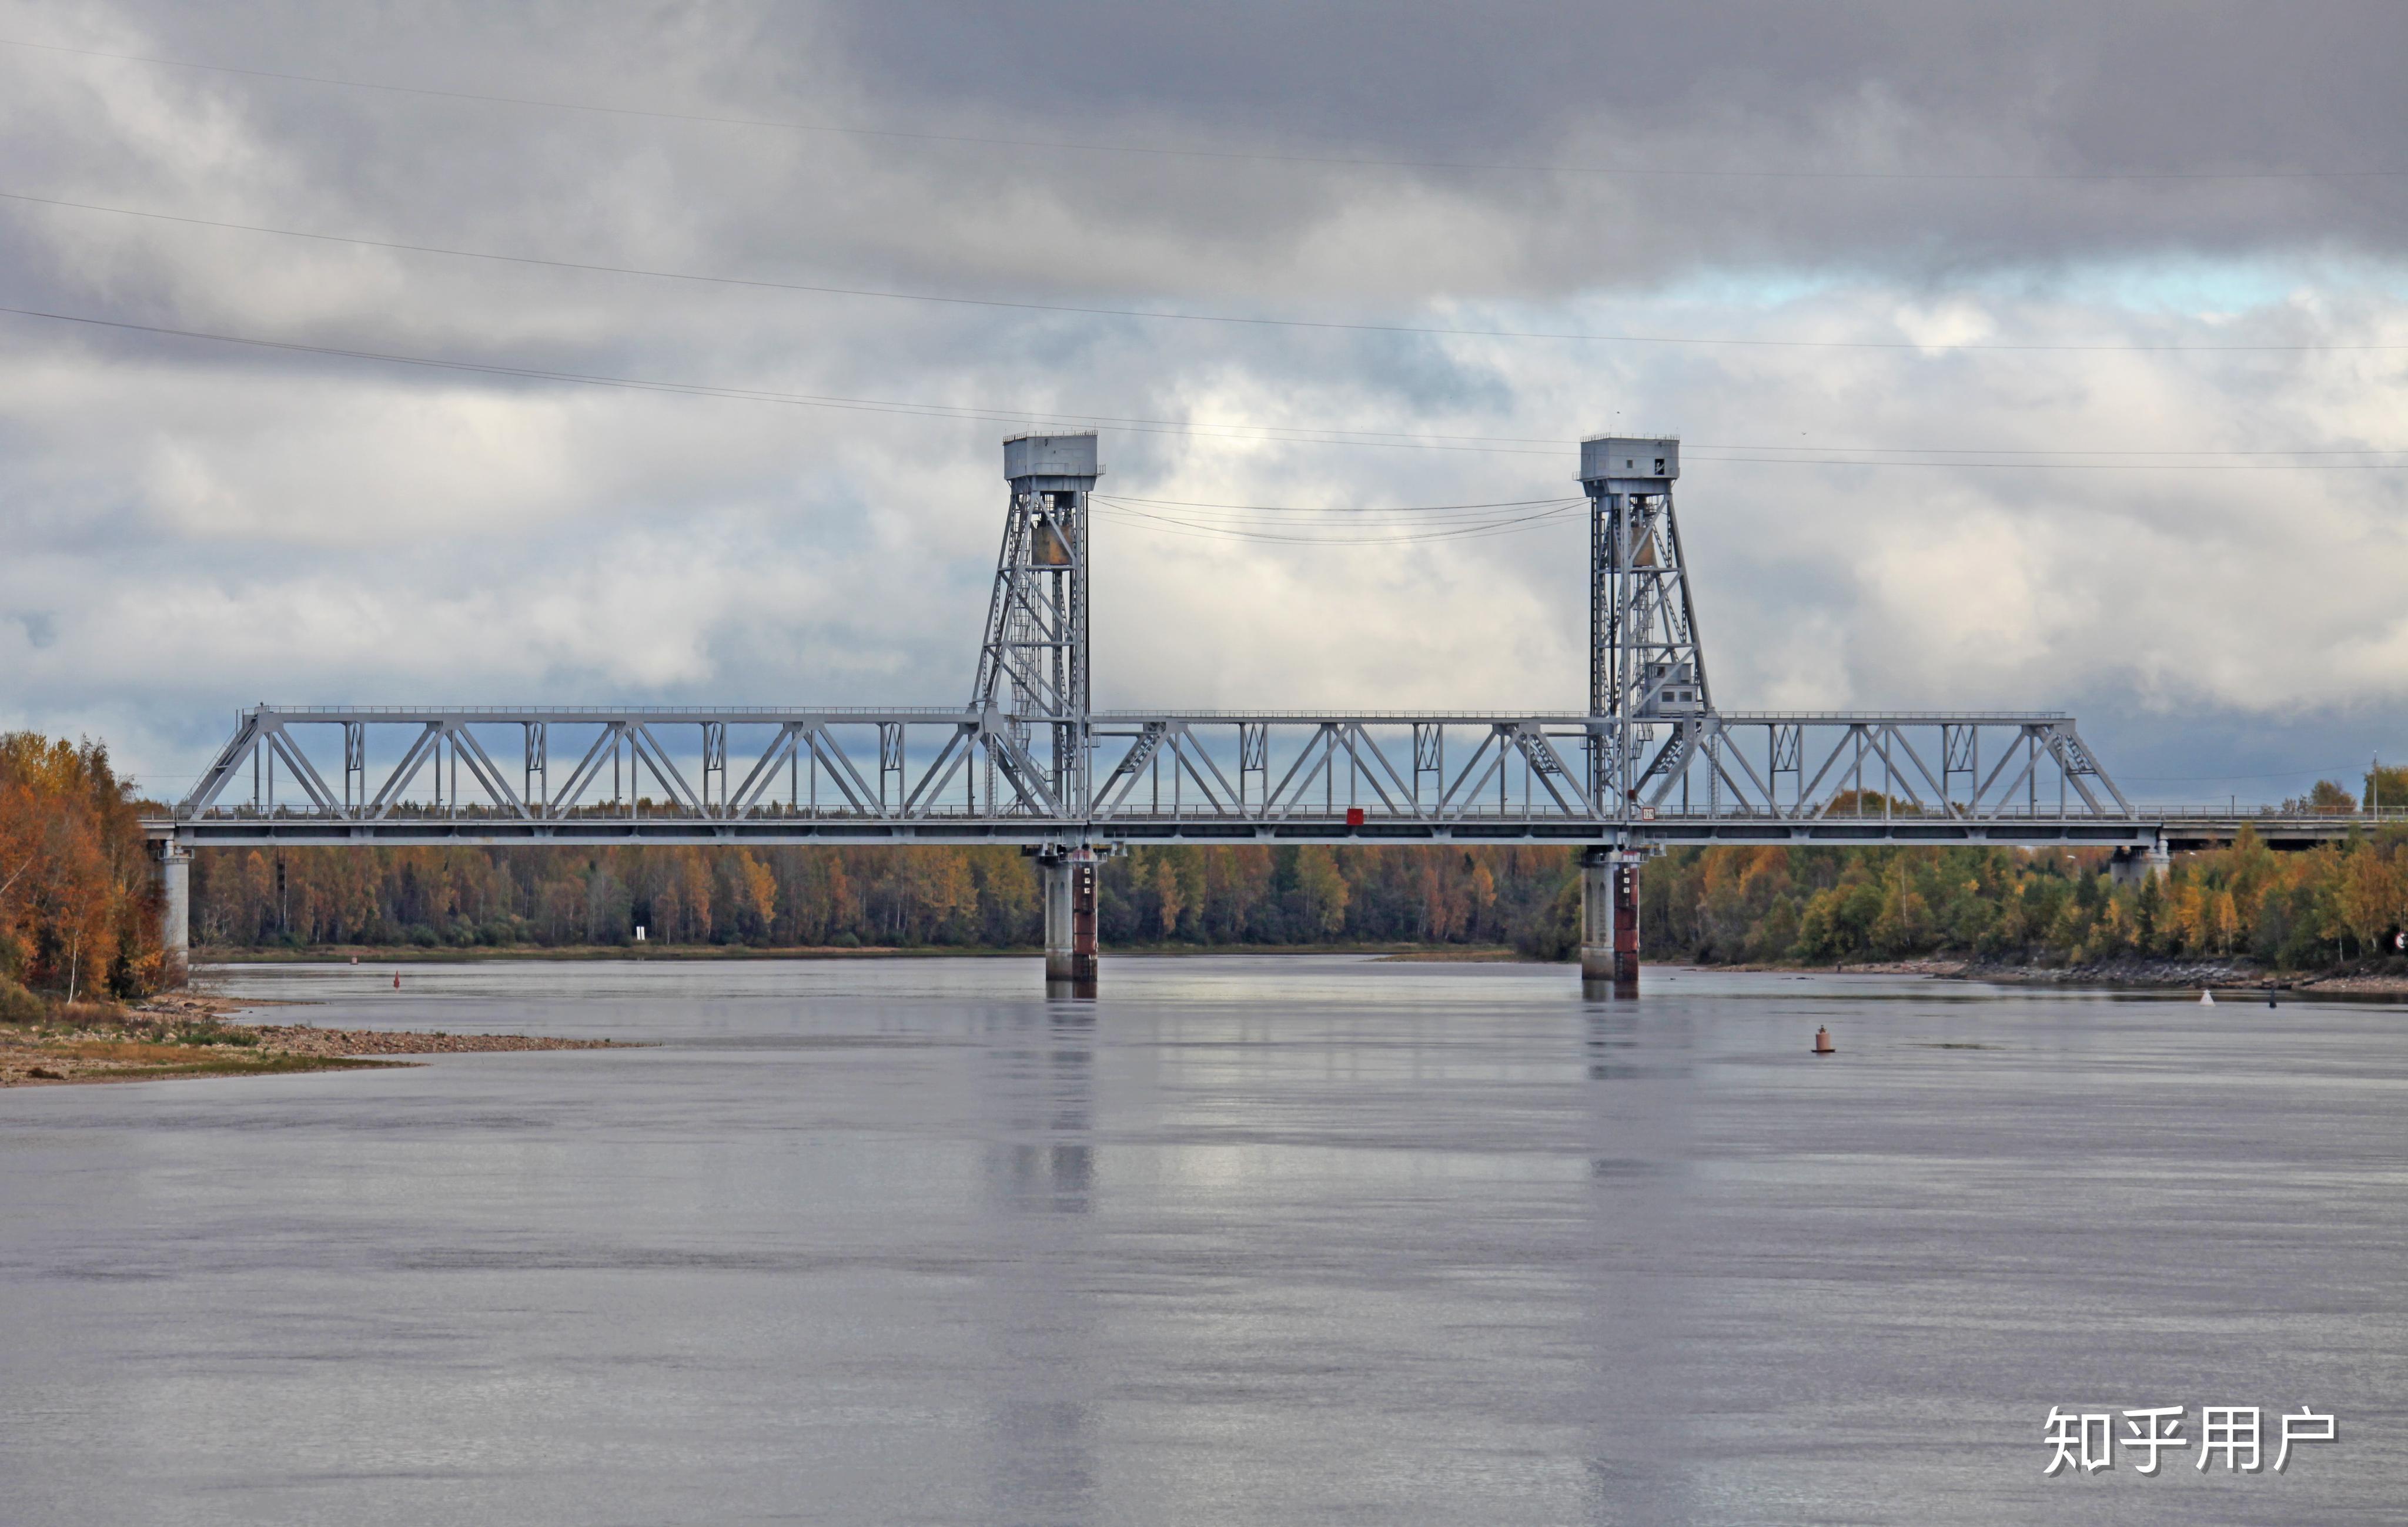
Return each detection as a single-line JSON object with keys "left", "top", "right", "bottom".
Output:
{"left": 160, "top": 433, "right": 2155, "bottom": 857}
{"left": 155, "top": 428, "right": 2397, "bottom": 990}
{"left": 161, "top": 704, "right": 2148, "bottom": 850}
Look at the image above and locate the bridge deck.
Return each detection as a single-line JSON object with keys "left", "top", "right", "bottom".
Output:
{"left": 146, "top": 808, "right": 2400, "bottom": 850}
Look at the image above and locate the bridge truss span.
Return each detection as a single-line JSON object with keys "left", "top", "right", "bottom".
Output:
{"left": 153, "top": 428, "right": 2178, "bottom": 992}
{"left": 163, "top": 431, "right": 2149, "bottom": 853}
{"left": 174, "top": 705, "right": 1081, "bottom": 845}
{"left": 167, "top": 704, "right": 2146, "bottom": 849}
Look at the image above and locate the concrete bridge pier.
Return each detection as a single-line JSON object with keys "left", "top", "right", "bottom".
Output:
{"left": 1581, "top": 847, "right": 1640, "bottom": 997}
{"left": 1041, "top": 848, "right": 1099, "bottom": 997}
{"left": 155, "top": 841, "right": 190, "bottom": 987}
{"left": 2108, "top": 840, "right": 2173, "bottom": 888}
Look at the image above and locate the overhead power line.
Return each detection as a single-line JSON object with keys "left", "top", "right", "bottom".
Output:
{"left": 2119, "top": 765, "right": 2376, "bottom": 782}
{"left": 1087, "top": 494, "right": 1589, "bottom": 538}
{"left": 1093, "top": 500, "right": 1588, "bottom": 544}
{"left": 4, "top": 35, "right": 2399, "bottom": 186}
{"left": 0, "top": 301, "right": 1563, "bottom": 454}
{"left": 1092, "top": 493, "right": 1584, "bottom": 514}
{"left": 5, "top": 188, "right": 2403, "bottom": 356}
{"left": 4, "top": 303, "right": 2407, "bottom": 470}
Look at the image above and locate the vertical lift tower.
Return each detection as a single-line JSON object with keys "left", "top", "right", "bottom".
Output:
{"left": 1580, "top": 436, "right": 1700, "bottom": 995}
{"left": 974, "top": 432, "right": 1100, "bottom": 993}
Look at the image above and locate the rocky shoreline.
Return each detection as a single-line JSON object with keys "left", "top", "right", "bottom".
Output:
{"left": 1685, "top": 957, "right": 2408, "bottom": 994}
{"left": 2, "top": 993, "right": 625, "bottom": 1089}
{"left": 235, "top": 1022, "right": 620, "bottom": 1057}
{"left": 1947, "top": 957, "right": 2407, "bottom": 993}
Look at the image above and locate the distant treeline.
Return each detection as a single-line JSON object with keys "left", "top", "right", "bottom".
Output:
{"left": 1641, "top": 828, "right": 2407, "bottom": 969}
{"left": 190, "top": 842, "right": 1570, "bottom": 953}
{"left": 5, "top": 721, "right": 2400, "bottom": 993}
{"left": 193, "top": 814, "right": 2408, "bottom": 971}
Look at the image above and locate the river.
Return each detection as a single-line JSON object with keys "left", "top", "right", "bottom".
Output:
{"left": 2, "top": 957, "right": 2401, "bottom": 1523}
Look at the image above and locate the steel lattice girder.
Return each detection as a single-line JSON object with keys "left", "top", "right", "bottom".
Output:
{"left": 163, "top": 706, "right": 2158, "bottom": 848}
{"left": 971, "top": 433, "right": 1096, "bottom": 817}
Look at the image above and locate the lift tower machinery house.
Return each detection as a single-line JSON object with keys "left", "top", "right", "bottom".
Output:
{"left": 157, "top": 430, "right": 2161, "bottom": 995}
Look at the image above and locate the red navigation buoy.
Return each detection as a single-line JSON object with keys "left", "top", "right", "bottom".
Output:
{"left": 1812, "top": 1026, "right": 1835, "bottom": 1055}
{"left": 392, "top": 972, "right": 401, "bottom": 990}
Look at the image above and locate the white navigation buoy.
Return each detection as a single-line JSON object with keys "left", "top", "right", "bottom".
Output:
{"left": 2199, "top": 989, "right": 2216, "bottom": 1006}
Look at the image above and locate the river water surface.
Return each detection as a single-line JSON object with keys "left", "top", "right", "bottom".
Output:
{"left": 2, "top": 957, "right": 2402, "bottom": 1523}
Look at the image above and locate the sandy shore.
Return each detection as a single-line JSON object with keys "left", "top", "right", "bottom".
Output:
{"left": 235, "top": 1023, "right": 621, "bottom": 1057}
{"left": 1949, "top": 958, "right": 2408, "bottom": 994}
{"left": 1, "top": 993, "right": 624, "bottom": 1089}
{"left": 1661, "top": 956, "right": 2408, "bottom": 994}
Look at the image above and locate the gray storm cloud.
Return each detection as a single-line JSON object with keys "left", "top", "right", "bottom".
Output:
{"left": 0, "top": 0, "right": 2403, "bottom": 801}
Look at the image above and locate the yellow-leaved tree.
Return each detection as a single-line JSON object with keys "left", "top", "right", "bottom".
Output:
{"left": 0, "top": 734, "right": 162, "bottom": 999}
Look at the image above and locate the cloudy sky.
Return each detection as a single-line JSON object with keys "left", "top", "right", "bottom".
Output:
{"left": 2, "top": 0, "right": 2404, "bottom": 805}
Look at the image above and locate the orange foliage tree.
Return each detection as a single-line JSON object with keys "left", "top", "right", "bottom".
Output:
{"left": 0, "top": 734, "right": 163, "bottom": 998}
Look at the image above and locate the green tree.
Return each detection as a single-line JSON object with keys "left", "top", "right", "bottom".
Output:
{"left": 1293, "top": 846, "right": 1351, "bottom": 937}
{"left": 2306, "top": 779, "right": 2358, "bottom": 815}
{"left": 1869, "top": 863, "right": 1935, "bottom": 957}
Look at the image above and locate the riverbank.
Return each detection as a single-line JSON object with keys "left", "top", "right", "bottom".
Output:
{"left": 200, "top": 941, "right": 1537, "bottom": 964}
{"left": 1735, "top": 955, "right": 2408, "bottom": 995}
{"left": 202, "top": 943, "right": 1020, "bottom": 964}
{"left": 171, "top": 945, "right": 2408, "bottom": 995}
{"left": 1376, "top": 946, "right": 1529, "bottom": 962}
{"left": 1951, "top": 956, "right": 2408, "bottom": 994}
{"left": 1, "top": 992, "right": 627, "bottom": 1089}
{"left": 1622, "top": 955, "right": 2408, "bottom": 994}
